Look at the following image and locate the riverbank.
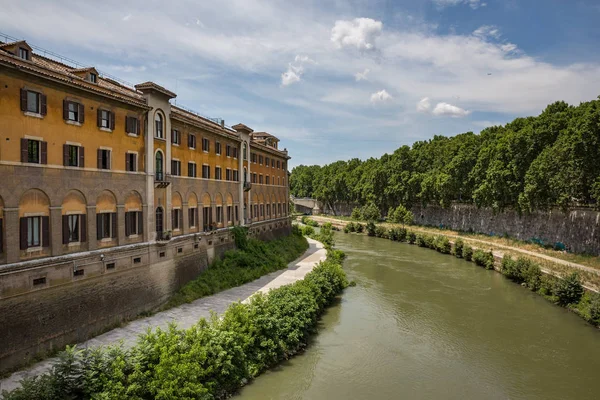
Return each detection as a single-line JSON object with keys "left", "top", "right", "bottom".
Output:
{"left": 1, "top": 236, "right": 332, "bottom": 397}
{"left": 302, "top": 216, "right": 600, "bottom": 327}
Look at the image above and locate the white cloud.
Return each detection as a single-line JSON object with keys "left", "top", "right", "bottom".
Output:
{"left": 122, "top": 14, "right": 131, "bottom": 21}
{"left": 195, "top": 18, "right": 205, "bottom": 28}
{"left": 417, "top": 97, "right": 431, "bottom": 112}
{"left": 331, "top": 18, "right": 383, "bottom": 50}
{"left": 100, "top": 64, "right": 147, "bottom": 73}
{"left": 473, "top": 25, "right": 501, "bottom": 40}
{"left": 294, "top": 55, "right": 316, "bottom": 64}
{"left": 280, "top": 54, "right": 316, "bottom": 86}
{"left": 500, "top": 43, "right": 518, "bottom": 53}
{"left": 432, "top": 102, "right": 471, "bottom": 117}
{"left": 433, "top": 0, "right": 486, "bottom": 9}
{"left": 354, "top": 68, "right": 370, "bottom": 81}
{"left": 370, "top": 89, "right": 393, "bottom": 103}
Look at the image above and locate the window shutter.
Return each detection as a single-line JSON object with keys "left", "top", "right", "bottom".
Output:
{"left": 0, "top": 218, "right": 3, "bottom": 253}
{"left": 62, "top": 215, "right": 69, "bottom": 244}
{"left": 179, "top": 210, "right": 183, "bottom": 230}
{"left": 41, "top": 141, "right": 48, "bottom": 164}
{"left": 80, "top": 214, "right": 87, "bottom": 243}
{"left": 125, "top": 116, "right": 131, "bottom": 133}
{"left": 171, "top": 210, "right": 175, "bottom": 230}
{"left": 97, "top": 149, "right": 102, "bottom": 169}
{"left": 188, "top": 208, "right": 193, "bottom": 227}
{"left": 135, "top": 118, "right": 140, "bottom": 135}
{"left": 79, "top": 146, "right": 84, "bottom": 168}
{"left": 125, "top": 212, "right": 131, "bottom": 237}
{"left": 171, "top": 129, "right": 175, "bottom": 143}
{"left": 20, "top": 217, "right": 28, "bottom": 250}
{"left": 63, "top": 99, "right": 69, "bottom": 120}
{"left": 125, "top": 153, "right": 130, "bottom": 172}
{"left": 78, "top": 103, "right": 85, "bottom": 123}
{"left": 42, "top": 216, "right": 50, "bottom": 247}
{"left": 63, "top": 144, "right": 69, "bottom": 166}
{"left": 20, "top": 138, "right": 28, "bottom": 163}
{"left": 20, "top": 88, "right": 27, "bottom": 111}
{"left": 111, "top": 213, "right": 117, "bottom": 238}
{"left": 137, "top": 211, "right": 143, "bottom": 235}
{"left": 97, "top": 109, "right": 102, "bottom": 127}
{"left": 96, "top": 214, "right": 102, "bottom": 240}
{"left": 40, "top": 94, "right": 47, "bottom": 115}
{"left": 110, "top": 112, "right": 115, "bottom": 130}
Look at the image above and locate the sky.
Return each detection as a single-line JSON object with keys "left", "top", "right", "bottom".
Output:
{"left": 2, "top": 0, "right": 600, "bottom": 168}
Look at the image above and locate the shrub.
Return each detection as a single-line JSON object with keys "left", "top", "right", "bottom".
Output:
{"left": 366, "top": 221, "right": 376, "bottom": 236}
{"left": 355, "top": 223, "right": 365, "bottom": 233}
{"left": 407, "top": 231, "right": 417, "bottom": 244}
{"left": 473, "top": 249, "right": 495, "bottom": 270}
{"left": 301, "top": 225, "right": 315, "bottom": 236}
{"left": 343, "top": 225, "right": 350, "bottom": 234}
{"left": 539, "top": 274, "right": 558, "bottom": 297}
{"left": 374, "top": 226, "right": 387, "bottom": 238}
{"left": 434, "top": 236, "right": 451, "bottom": 254}
{"left": 301, "top": 216, "right": 319, "bottom": 227}
{"left": 361, "top": 202, "right": 381, "bottom": 222}
{"left": 423, "top": 234, "right": 435, "bottom": 249}
{"left": 462, "top": 244, "right": 473, "bottom": 261}
{"left": 588, "top": 293, "right": 600, "bottom": 326}
{"left": 454, "top": 239, "right": 464, "bottom": 258}
{"left": 554, "top": 272, "right": 584, "bottom": 306}
{"left": 501, "top": 255, "right": 520, "bottom": 282}
{"left": 351, "top": 207, "right": 362, "bottom": 221}
{"left": 522, "top": 260, "right": 542, "bottom": 291}
{"left": 388, "top": 204, "right": 414, "bottom": 226}
{"left": 415, "top": 234, "right": 426, "bottom": 247}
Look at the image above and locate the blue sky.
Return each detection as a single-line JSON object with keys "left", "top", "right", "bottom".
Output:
{"left": 2, "top": 0, "right": 600, "bottom": 167}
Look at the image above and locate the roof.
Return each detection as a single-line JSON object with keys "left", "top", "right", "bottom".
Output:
{"left": 135, "top": 81, "right": 177, "bottom": 99}
{"left": 171, "top": 105, "right": 240, "bottom": 140}
{"left": 232, "top": 123, "right": 254, "bottom": 134}
{"left": 0, "top": 40, "right": 30, "bottom": 50}
{"left": 251, "top": 131, "right": 278, "bottom": 140}
{"left": 0, "top": 44, "right": 149, "bottom": 109}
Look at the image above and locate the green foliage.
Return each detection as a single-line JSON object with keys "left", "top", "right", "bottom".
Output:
{"left": 554, "top": 272, "right": 584, "bottom": 306}
{"left": 308, "top": 222, "right": 336, "bottom": 250}
{"left": 501, "top": 256, "right": 542, "bottom": 290}
{"left": 454, "top": 238, "right": 464, "bottom": 258}
{"left": 374, "top": 226, "right": 387, "bottom": 238}
{"left": 232, "top": 226, "right": 249, "bottom": 250}
{"left": 387, "top": 227, "right": 407, "bottom": 241}
{"left": 301, "top": 216, "right": 319, "bottom": 227}
{"left": 434, "top": 236, "right": 451, "bottom": 254}
{"left": 165, "top": 231, "right": 309, "bottom": 309}
{"left": 3, "top": 255, "right": 348, "bottom": 400}
{"left": 588, "top": 293, "right": 600, "bottom": 325}
{"left": 351, "top": 207, "right": 362, "bottom": 221}
{"left": 290, "top": 98, "right": 600, "bottom": 212}
{"left": 366, "top": 221, "right": 376, "bottom": 236}
{"left": 473, "top": 249, "right": 495, "bottom": 270}
{"left": 355, "top": 223, "right": 364, "bottom": 233}
{"left": 407, "top": 231, "right": 417, "bottom": 244}
{"left": 300, "top": 225, "right": 315, "bottom": 236}
{"left": 360, "top": 202, "right": 381, "bottom": 222}
{"left": 462, "top": 244, "right": 473, "bottom": 261}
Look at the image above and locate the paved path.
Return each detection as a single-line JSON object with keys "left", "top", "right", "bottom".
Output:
{"left": 0, "top": 238, "right": 326, "bottom": 394}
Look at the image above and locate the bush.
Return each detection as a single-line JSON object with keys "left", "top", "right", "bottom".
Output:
{"left": 301, "top": 225, "right": 315, "bottom": 236}
{"left": 473, "top": 249, "right": 495, "bottom": 270}
{"left": 361, "top": 202, "right": 381, "bottom": 222}
{"left": 355, "top": 223, "right": 365, "bottom": 233}
{"left": 415, "top": 234, "right": 425, "bottom": 247}
{"left": 387, "top": 228, "right": 398, "bottom": 241}
{"left": 301, "top": 216, "right": 319, "bottom": 227}
{"left": 434, "top": 236, "right": 451, "bottom": 254}
{"left": 351, "top": 207, "right": 362, "bottom": 221}
{"left": 539, "top": 274, "right": 558, "bottom": 297}
{"left": 407, "top": 231, "right": 417, "bottom": 244}
{"left": 388, "top": 205, "right": 414, "bottom": 226}
{"left": 554, "top": 272, "right": 584, "bottom": 306}
{"left": 454, "top": 239, "right": 464, "bottom": 258}
{"left": 462, "top": 244, "right": 473, "bottom": 261}
{"left": 374, "top": 226, "right": 387, "bottom": 238}
{"left": 588, "top": 293, "right": 600, "bottom": 326}
{"left": 521, "top": 260, "right": 542, "bottom": 291}
{"left": 366, "top": 221, "right": 376, "bottom": 236}
{"left": 3, "top": 253, "right": 348, "bottom": 400}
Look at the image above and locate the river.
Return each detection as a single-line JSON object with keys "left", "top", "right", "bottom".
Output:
{"left": 237, "top": 232, "right": 600, "bottom": 400}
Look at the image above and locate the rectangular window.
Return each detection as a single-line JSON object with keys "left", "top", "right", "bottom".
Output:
{"left": 202, "top": 138, "right": 210, "bottom": 152}
{"left": 89, "top": 73, "right": 97, "bottom": 83}
{"left": 225, "top": 168, "right": 231, "bottom": 181}
{"left": 172, "top": 129, "right": 180, "bottom": 145}
{"left": 265, "top": 157, "right": 270, "bottom": 167}
{"left": 67, "top": 101, "right": 79, "bottom": 121}
{"left": 172, "top": 209, "right": 182, "bottom": 230}
{"left": 226, "top": 144, "right": 231, "bottom": 157}
{"left": 126, "top": 117, "right": 139, "bottom": 135}
{"left": 27, "top": 91, "right": 39, "bottom": 113}
{"left": 259, "top": 155, "right": 263, "bottom": 165}
{"left": 233, "top": 170, "right": 239, "bottom": 182}
{"left": 172, "top": 160, "right": 181, "bottom": 176}
{"left": 100, "top": 110, "right": 110, "bottom": 128}
{"left": 203, "top": 207, "right": 211, "bottom": 231}
{"left": 27, "top": 216, "right": 41, "bottom": 247}
{"left": 188, "top": 162, "right": 197, "bottom": 177}
{"left": 28, "top": 140, "right": 41, "bottom": 163}
{"left": 227, "top": 205, "right": 232, "bottom": 223}
{"left": 126, "top": 153, "right": 137, "bottom": 172}
{"left": 253, "top": 173, "right": 257, "bottom": 183}
{"left": 67, "top": 214, "right": 80, "bottom": 242}
{"left": 125, "top": 211, "right": 142, "bottom": 236}
{"left": 189, "top": 208, "right": 197, "bottom": 227}
{"left": 266, "top": 176, "right": 270, "bottom": 185}
{"left": 233, "top": 147, "right": 238, "bottom": 159}
{"left": 216, "top": 142, "right": 222, "bottom": 155}
{"left": 259, "top": 175, "right": 263, "bottom": 184}
{"left": 271, "top": 159, "right": 275, "bottom": 168}
{"left": 267, "top": 204, "right": 271, "bottom": 217}
{"left": 97, "top": 213, "right": 113, "bottom": 239}
{"left": 215, "top": 167, "right": 222, "bottom": 180}
{"left": 235, "top": 205, "right": 239, "bottom": 221}
{"left": 202, "top": 165, "right": 210, "bottom": 179}
{"left": 66, "top": 145, "right": 79, "bottom": 167}
{"left": 188, "top": 134, "right": 196, "bottom": 149}
{"left": 277, "top": 160, "right": 281, "bottom": 169}
{"left": 216, "top": 206, "right": 223, "bottom": 224}
{"left": 98, "top": 149, "right": 111, "bottom": 170}
{"left": 19, "top": 47, "right": 29, "bottom": 60}
{"left": 279, "top": 204, "right": 282, "bottom": 215}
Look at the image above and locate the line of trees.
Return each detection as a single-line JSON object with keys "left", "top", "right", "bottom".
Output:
{"left": 290, "top": 97, "right": 600, "bottom": 214}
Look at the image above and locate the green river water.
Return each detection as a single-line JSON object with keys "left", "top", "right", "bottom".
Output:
{"left": 237, "top": 232, "right": 600, "bottom": 400}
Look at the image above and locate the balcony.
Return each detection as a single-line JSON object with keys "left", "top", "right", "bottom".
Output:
{"left": 243, "top": 181, "right": 252, "bottom": 192}
{"left": 155, "top": 172, "right": 170, "bottom": 188}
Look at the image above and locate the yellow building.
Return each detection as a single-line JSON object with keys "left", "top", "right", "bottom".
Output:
{"left": 0, "top": 38, "right": 290, "bottom": 266}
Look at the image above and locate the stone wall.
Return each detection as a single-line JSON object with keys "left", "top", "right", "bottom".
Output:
{"left": 412, "top": 204, "right": 600, "bottom": 255}
{"left": 0, "top": 218, "right": 291, "bottom": 373}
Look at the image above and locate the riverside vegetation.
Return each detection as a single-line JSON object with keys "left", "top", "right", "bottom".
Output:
{"left": 2, "top": 227, "right": 349, "bottom": 400}
{"left": 307, "top": 216, "right": 600, "bottom": 327}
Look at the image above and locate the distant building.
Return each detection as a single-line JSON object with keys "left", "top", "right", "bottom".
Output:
{"left": 0, "top": 38, "right": 290, "bottom": 266}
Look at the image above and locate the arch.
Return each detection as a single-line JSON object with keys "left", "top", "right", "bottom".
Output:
{"left": 62, "top": 190, "right": 86, "bottom": 215}
{"left": 252, "top": 192, "right": 259, "bottom": 203}
{"left": 202, "top": 192, "right": 212, "bottom": 207}
{"left": 226, "top": 193, "right": 234, "bottom": 206}
{"left": 124, "top": 190, "right": 143, "bottom": 212}
{"left": 172, "top": 191, "right": 182, "bottom": 209}
{"left": 188, "top": 192, "right": 198, "bottom": 208}
{"left": 154, "top": 110, "right": 165, "bottom": 139}
{"left": 19, "top": 189, "right": 50, "bottom": 217}
{"left": 215, "top": 193, "right": 223, "bottom": 206}
{"left": 96, "top": 190, "right": 117, "bottom": 213}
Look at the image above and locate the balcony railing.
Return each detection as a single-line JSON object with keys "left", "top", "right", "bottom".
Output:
{"left": 243, "top": 181, "right": 252, "bottom": 191}
{"left": 155, "top": 172, "right": 170, "bottom": 188}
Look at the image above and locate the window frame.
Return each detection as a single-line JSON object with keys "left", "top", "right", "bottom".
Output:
{"left": 99, "top": 149, "right": 111, "bottom": 170}
{"left": 155, "top": 113, "right": 164, "bottom": 139}
{"left": 126, "top": 152, "right": 137, "bottom": 172}
{"left": 172, "top": 160, "right": 181, "bottom": 176}
{"left": 19, "top": 47, "right": 29, "bottom": 60}
{"left": 202, "top": 164, "right": 210, "bottom": 179}
{"left": 98, "top": 213, "right": 113, "bottom": 240}
{"left": 216, "top": 142, "right": 221, "bottom": 155}
{"left": 215, "top": 166, "right": 222, "bottom": 180}
{"left": 188, "top": 162, "right": 197, "bottom": 178}
{"left": 202, "top": 138, "right": 210, "bottom": 153}
{"left": 27, "top": 216, "right": 42, "bottom": 248}
{"left": 89, "top": 73, "right": 97, "bottom": 83}
{"left": 28, "top": 140, "right": 41, "bottom": 164}
{"left": 66, "top": 101, "right": 79, "bottom": 122}
{"left": 26, "top": 91, "right": 40, "bottom": 114}
{"left": 67, "top": 214, "right": 80, "bottom": 243}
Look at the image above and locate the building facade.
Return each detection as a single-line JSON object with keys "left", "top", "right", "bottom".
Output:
{"left": 0, "top": 39, "right": 290, "bottom": 267}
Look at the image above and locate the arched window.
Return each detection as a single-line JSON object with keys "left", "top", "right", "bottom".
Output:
{"left": 155, "top": 113, "right": 164, "bottom": 139}
{"left": 243, "top": 142, "right": 247, "bottom": 160}
{"left": 155, "top": 151, "right": 163, "bottom": 180}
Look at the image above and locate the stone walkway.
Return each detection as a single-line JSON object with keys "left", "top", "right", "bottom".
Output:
{"left": 0, "top": 238, "right": 326, "bottom": 394}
